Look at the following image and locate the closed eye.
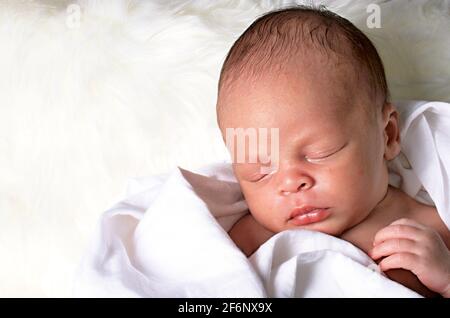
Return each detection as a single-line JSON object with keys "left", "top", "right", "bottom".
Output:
{"left": 246, "top": 164, "right": 278, "bottom": 182}
{"left": 305, "top": 152, "right": 335, "bottom": 162}
{"left": 305, "top": 142, "right": 348, "bottom": 163}
{"left": 249, "top": 173, "right": 268, "bottom": 182}
{"left": 249, "top": 167, "right": 278, "bottom": 182}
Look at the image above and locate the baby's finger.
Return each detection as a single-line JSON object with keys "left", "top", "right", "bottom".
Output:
{"left": 390, "top": 218, "right": 426, "bottom": 230}
{"left": 370, "top": 238, "right": 417, "bottom": 260}
{"left": 373, "top": 224, "right": 423, "bottom": 246}
{"left": 378, "top": 252, "right": 419, "bottom": 273}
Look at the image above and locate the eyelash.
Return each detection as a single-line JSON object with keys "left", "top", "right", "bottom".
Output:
{"left": 250, "top": 170, "right": 275, "bottom": 182}
{"left": 247, "top": 176, "right": 261, "bottom": 183}
{"left": 305, "top": 143, "right": 347, "bottom": 162}
{"left": 247, "top": 143, "right": 347, "bottom": 180}
{"left": 305, "top": 151, "right": 335, "bottom": 162}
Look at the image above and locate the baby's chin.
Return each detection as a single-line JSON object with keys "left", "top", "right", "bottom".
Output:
{"left": 281, "top": 218, "right": 343, "bottom": 237}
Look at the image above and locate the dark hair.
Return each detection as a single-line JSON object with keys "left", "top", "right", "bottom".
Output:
{"left": 218, "top": 5, "right": 389, "bottom": 110}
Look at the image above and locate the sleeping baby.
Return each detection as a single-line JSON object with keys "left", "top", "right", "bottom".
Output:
{"left": 216, "top": 6, "right": 450, "bottom": 297}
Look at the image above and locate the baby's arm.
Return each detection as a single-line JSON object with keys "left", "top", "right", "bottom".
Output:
{"left": 371, "top": 218, "right": 450, "bottom": 297}
{"left": 228, "top": 214, "right": 275, "bottom": 257}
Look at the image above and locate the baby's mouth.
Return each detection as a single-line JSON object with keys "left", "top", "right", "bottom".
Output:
{"left": 288, "top": 206, "right": 330, "bottom": 226}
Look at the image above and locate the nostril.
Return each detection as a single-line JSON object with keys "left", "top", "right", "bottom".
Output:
{"left": 280, "top": 175, "right": 313, "bottom": 194}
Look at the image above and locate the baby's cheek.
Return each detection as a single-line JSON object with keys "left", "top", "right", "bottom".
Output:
{"left": 323, "top": 161, "right": 363, "bottom": 186}
{"left": 343, "top": 155, "right": 370, "bottom": 179}
{"left": 245, "top": 190, "right": 270, "bottom": 212}
{"left": 357, "top": 166, "right": 366, "bottom": 177}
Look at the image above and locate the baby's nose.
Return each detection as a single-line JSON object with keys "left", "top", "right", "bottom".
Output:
{"left": 278, "top": 173, "right": 314, "bottom": 195}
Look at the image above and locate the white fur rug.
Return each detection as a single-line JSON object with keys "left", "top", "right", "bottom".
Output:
{"left": 0, "top": 0, "right": 449, "bottom": 297}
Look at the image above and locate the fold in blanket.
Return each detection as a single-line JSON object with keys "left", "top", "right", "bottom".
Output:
{"left": 74, "top": 101, "right": 450, "bottom": 297}
{"left": 388, "top": 101, "right": 450, "bottom": 230}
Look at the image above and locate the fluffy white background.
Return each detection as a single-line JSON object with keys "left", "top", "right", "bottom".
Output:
{"left": 0, "top": 0, "right": 449, "bottom": 297}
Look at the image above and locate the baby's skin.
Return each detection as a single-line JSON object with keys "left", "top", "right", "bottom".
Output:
{"left": 218, "top": 57, "right": 450, "bottom": 297}
{"left": 230, "top": 187, "right": 450, "bottom": 297}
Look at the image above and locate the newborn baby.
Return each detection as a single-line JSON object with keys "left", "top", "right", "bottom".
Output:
{"left": 216, "top": 7, "right": 450, "bottom": 297}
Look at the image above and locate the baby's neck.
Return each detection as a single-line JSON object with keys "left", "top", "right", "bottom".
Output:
{"left": 370, "top": 185, "right": 415, "bottom": 220}
{"left": 340, "top": 185, "right": 414, "bottom": 254}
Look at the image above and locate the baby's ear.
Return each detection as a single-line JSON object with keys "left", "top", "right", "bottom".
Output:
{"left": 382, "top": 102, "right": 401, "bottom": 160}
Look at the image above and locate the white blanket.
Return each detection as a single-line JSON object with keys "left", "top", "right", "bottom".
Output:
{"left": 74, "top": 101, "right": 450, "bottom": 297}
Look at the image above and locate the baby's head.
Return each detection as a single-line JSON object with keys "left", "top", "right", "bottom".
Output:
{"left": 216, "top": 6, "right": 401, "bottom": 236}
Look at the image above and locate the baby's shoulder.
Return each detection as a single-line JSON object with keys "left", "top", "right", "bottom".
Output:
{"left": 411, "top": 202, "right": 450, "bottom": 247}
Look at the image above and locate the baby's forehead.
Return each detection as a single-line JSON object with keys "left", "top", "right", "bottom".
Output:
{"left": 220, "top": 104, "right": 374, "bottom": 154}
{"left": 220, "top": 94, "right": 364, "bottom": 137}
{"left": 223, "top": 60, "right": 359, "bottom": 109}
{"left": 217, "top": 49, "right": 376, "bottom": 134}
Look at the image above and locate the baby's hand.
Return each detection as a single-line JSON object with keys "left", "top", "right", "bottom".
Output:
{"left": 370, "top": 218, "right": 450, "bottom": 297}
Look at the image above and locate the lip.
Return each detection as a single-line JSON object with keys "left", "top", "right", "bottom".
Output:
{"left": 288, "top": 206, "right": 330, "bottom": 226}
